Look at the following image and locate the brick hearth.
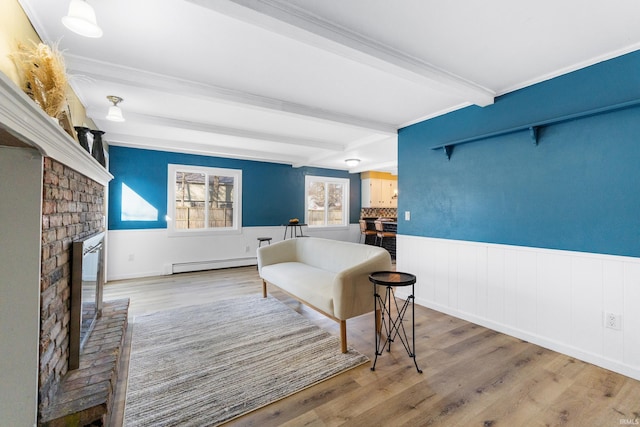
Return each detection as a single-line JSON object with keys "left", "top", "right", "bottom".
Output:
{"left": 40, "top": 299, "right": 129, "bottom": 427}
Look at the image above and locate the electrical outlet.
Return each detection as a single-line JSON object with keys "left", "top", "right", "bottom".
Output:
{"left": 605, "top": 312, "right": 622, "bottom": 330}
{"left": 245, "top": 245, "right": 250, "bottom": 253}
{"left": 128, "top": 253, "right": 135, "bottom": 261}
{"left": 404, "top": 211, "right": 411, "bottom": 221}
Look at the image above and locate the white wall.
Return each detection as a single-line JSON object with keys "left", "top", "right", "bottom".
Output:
{"left": 107, "top": 224, "right": 361, "bottom": 280}
{"left": 0, "top": 147, "right": 42, "bottom": 426}
{"left": 395, "top": 235, "right": 640, "bottom": 381}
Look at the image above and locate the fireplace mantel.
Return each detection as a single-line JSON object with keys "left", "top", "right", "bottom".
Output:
{"left": 0, "top": 72, "right": 113, "bottom": 185}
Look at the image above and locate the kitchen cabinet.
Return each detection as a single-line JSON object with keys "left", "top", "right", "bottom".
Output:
{"left": 362, "top": 178, "right": 397, "bottom": 207}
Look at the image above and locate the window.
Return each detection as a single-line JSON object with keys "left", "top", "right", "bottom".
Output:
{"left": 305, "top": 175, "right": 349, "bottom": 228}
{"left": 168, "top": 164, "right": 242, "bottom": 235}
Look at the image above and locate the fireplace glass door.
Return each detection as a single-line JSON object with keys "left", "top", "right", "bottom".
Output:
{"left": 70, "top": 231, "right": 105, "bottom": 370}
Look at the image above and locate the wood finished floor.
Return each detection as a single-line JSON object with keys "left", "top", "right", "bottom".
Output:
{"left": 105, "top": 266, "right": 640, "bottom": 427}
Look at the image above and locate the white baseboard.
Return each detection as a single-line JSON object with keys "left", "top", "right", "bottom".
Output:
{"left": 405, "top": 294, "right": 640, "bottom": 381}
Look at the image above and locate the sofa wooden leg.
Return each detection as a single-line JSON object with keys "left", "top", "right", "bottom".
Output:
{"left": 340, "top": 320, "right": 347, "bottom": 353}
{"left": 262, "top": 280, "right": 267, "bottom": 298}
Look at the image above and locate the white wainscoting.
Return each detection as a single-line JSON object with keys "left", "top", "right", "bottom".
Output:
{"left": 396, "top": 235, "right": 640, "bottom": 381}
{"left": 107, "top": 224, "right": 360, "bottom": 281}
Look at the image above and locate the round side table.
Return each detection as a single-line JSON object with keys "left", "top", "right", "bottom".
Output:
{"left": 368, "top": 271, "right": 422, "bottom": 373}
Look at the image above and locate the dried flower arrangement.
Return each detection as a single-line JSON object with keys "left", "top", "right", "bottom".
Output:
{"left": 11, "top": 41, "right": 68, "bottom": 119}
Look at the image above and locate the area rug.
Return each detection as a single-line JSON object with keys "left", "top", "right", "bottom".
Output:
{"left": 123, "top": 295, "right": 368, "bottom": 426}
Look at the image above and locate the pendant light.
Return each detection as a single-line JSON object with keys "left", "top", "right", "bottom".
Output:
{"left": 106, "top": 96, "right": 125, "bottom": 122}
{"left": 62, "top": 0, "right": 103, "bottom": 38}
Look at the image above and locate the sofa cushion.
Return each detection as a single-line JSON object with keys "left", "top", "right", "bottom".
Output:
{"left": 293, "top": 237, "right": 386, "bottom": 273}
{"left": 260, "top": 261, "right": 335, "bottom": 315}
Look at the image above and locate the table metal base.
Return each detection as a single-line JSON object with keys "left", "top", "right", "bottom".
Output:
{"left": 282, "top": 223, "right": 306, "bottom": 239}
{"left": 371, "top": 284, "right": 422, "bottom": 373}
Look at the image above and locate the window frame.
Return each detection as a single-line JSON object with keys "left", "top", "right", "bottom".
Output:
{"left": 304, "top": 175, "right": 350, "bottom": 229}
{"left": 167, "top": 164, "right": 242, "bottom": 236}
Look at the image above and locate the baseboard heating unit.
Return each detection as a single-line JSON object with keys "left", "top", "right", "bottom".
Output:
{"left": 170, "top": 257, "right": 256, "bottom": 274}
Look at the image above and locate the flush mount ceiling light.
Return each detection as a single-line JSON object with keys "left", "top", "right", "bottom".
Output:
{"left": 345, "top": 159, "right": 360, "bottom": 167}
{"left": 106, "top": 95, "right": 125, "bottom": 122}
{"left": 61, "top": 0, "right": 103, "bottom": 38}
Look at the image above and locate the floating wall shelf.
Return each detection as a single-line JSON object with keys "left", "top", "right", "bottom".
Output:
{"left": 432, "top": 98, "right": 640, "bottom": 160}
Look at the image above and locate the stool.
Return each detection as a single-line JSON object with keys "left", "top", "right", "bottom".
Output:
{"left": 374, "top": 220, "right": 396, "bottom": 247}
{"left": 369, "top": 271, "right": 422, "bottom": 373}
{"left": 257, "top": 237, "right": 272, "bottom": 247}
{"left": 359, "top": 220, "right": 376, "bottom": 244}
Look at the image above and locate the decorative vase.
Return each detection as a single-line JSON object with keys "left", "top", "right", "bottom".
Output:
{"left": 74, "top": 126, "right": 91, "bottom": 153}
{"left": 90, "top": 130, "right": 106, "bottom": 167}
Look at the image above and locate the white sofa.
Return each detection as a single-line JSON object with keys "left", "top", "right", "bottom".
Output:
{"left": 257, "top": 237, "right": 392, "bottom": 352}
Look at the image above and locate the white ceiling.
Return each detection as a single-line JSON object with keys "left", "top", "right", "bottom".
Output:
{"left": 18, "top": 0, "right": 640, "bottom": 173}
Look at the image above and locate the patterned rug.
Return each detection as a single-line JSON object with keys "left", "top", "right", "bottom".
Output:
{"left": 124, "top": 295, "right": 368, "bottom": 426}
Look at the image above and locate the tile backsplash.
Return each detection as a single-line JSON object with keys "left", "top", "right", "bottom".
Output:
{"left": 360, "top": 207, "right": 397, "bottom": 219}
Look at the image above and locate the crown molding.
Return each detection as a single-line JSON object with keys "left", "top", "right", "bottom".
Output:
{"left": 496, "top": 41, "right": 640, "bottom": 97}
{"left": 0, "top": 73, "right": 113, "bottom": 185}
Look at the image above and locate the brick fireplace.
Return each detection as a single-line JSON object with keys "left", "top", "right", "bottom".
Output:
{"left": 38, "top": 157, "right": 105, "bottom": 415}
{"left": 1, "top": 71, "right": 123, "bottom": 426}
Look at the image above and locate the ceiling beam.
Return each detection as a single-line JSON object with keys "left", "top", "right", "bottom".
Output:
{"left": 350, "top": 160, "right": 398, "bottom": 174}
{"left": 344, "top": 134, "right": 396, "bottom": 151}
{"left": 65, "top": 55, "right": 397, "bottom": 136}
{"left": 88, "top": 110, "right": 346, "bottom": 152}
{"left": 187, "top": 0, "right": 495, "bottom": 107}
{"left": 105, "top": 132, "right": 306, "bottom": 165}
{"left": 291, "top": 134, "right": 394, "bottom": 168}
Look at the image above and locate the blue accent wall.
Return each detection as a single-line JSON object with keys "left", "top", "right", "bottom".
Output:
{"left": 108, "top": 147, "right": 360, "bottom": 230}
{"left": 399, "top": 50, "right": 640, "bottom": 258}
